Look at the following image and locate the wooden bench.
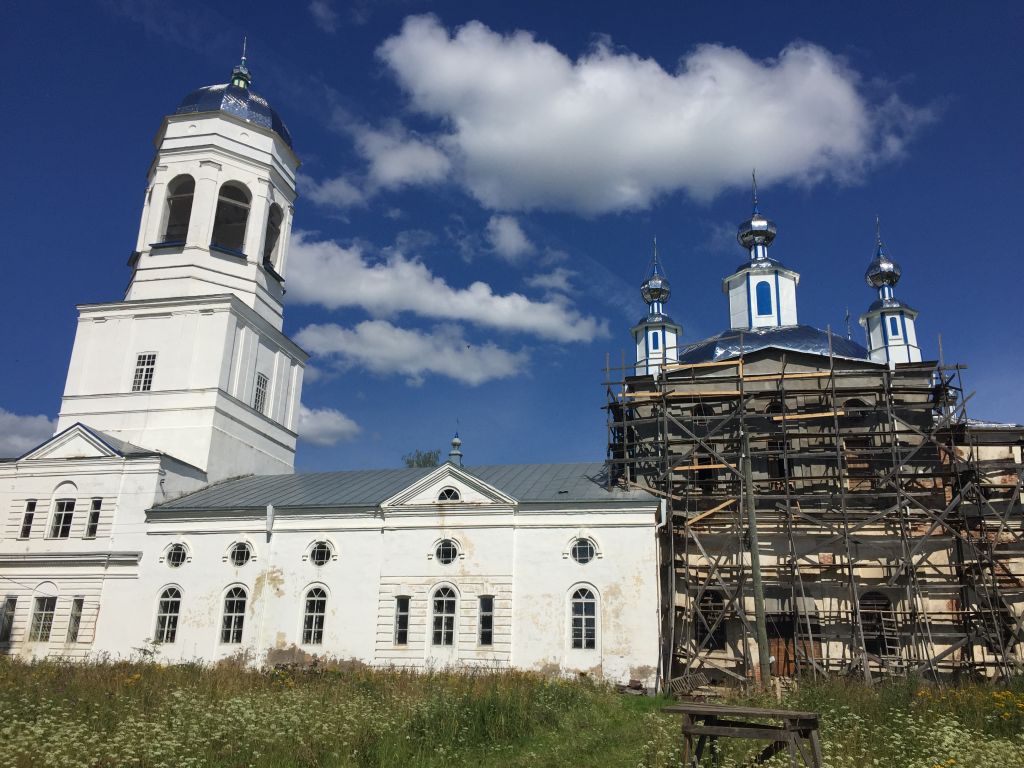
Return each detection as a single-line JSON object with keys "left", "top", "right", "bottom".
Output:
{"left": 661, "top": 703, "right": 822, "bottom": 767}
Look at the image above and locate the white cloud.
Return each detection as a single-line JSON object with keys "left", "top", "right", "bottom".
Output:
{"left": 526, "top": 267, "right": 575, "bottom": 293}
{"left": 287, "top": 232, "right": 607, "bottom": 342}
{"left": 297, "top": 172, "right": 365, "bottom": 208}
{"left": 296, "top": 321, "right": 527, "bottom": 386}
{"left": 308, "top": 0, "right": 338, "bottom": 33}
{"left": 377, "top": 16, "right": 934, "bottom": 213}
{"left": 297, "top": 404, "right": 360, "bottom": 445}
{"left": 485, "top": 215, "right": 535, "bottom": 261}
{"left": 355, "top": 125, "right": 451, "bottom": 189}
{"left": 0, "top": 409, "right": 56, "bottom": 457}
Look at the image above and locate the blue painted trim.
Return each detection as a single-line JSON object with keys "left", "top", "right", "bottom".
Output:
{"left": 150, "top": 240, "right": 186, "bottom": 250}
{"left": 879, "top": 314, "right": 891, "bottom": 364}
{"left": 746, "top": 274, "right": 753, "bottom": 328}
{"left": 210, "top": 243, "right": 248, "bottom": 259}
{"left": 900, "top": 313, "right": 911, "bottom": 353}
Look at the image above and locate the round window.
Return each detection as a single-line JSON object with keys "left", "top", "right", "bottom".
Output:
{"left": 435, "top": 539, "right": 458, "bottom": 565}
{"left": 310, "top": 541, "right": 332, "bottom": 566}
{"left": 166, "top": 543, "right": 187, "bottom": 568}
{"left": 230, "top": 542, "right": 252, "bottom": 567}
{"left": 571, "top": 538, "right": 596, "bottom": 565}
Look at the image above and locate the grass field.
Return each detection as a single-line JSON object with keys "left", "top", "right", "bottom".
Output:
{"left": 2, "top": 659, "right": 1023, "bottom": 767}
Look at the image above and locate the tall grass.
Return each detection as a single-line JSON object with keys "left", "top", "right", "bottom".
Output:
{"left": 2, "top": 659, "right": 1023, "bottom": 768}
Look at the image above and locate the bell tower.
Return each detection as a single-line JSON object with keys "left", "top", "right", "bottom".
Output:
{"left": 632, "top": 240, "right": 682, "bottom": 376}
{"left": 55, "top": 55, "right": 308, "bottom": 481}
{"left": 126, "top": 52, "right": 297, "bottom": 330}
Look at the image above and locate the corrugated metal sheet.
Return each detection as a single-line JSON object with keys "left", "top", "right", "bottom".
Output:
{"left": 154, "top": 462, "right": 653, "bottom": 511}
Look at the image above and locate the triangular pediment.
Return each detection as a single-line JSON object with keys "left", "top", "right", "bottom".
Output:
{"left": 382, "top": 463, "right": 517, "bottom": 509}
{"left": 20, "top": 423, "right": 125, "bottom": 461}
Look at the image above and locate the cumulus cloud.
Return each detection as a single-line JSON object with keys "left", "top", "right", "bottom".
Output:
{"left": 525, "top": 267, "right": 575, "bottom": 293}
{"left": 296, "top": 321, "right": 527, "bottom": 386}
{"left": 287, "top": 232, "right": 607, "bottom": 342}
{"left": 297, "top": 404, "right": 360, "bottom": 445}
{"left": 0, "top": 409, "right": 56, "bottom": 457}
{"left": 377, "top": 15, "right": 934, "bottom": 213}
{"left": 485, "top": 215, "right": 535, "bottom": 261}
{"left": 355, "top": 125, "right": 451, "bottom": 189}
{"left": 298, "top": 172, "right": 365, "bottom": 208}
{"left": 308, "top": 0, "right": 338, "bottom": 33}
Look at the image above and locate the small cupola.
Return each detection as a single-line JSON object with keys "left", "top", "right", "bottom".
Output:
{"left": 859, "top": 218, "right": 921, "bottom": 367}
{"left": 723, "top": 173, "right": 800, "bottom": 330}
{"left": 632, "top": 239, "right": 682, "bottom": 376}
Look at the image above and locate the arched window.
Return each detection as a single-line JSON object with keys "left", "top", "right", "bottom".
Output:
{"left": 302, "top": 587, "right": 327, "bottom": 645}
{"left": 162, "top": 175, "right": 194, "bottom": 243}
{"left": 211, "top": 183, "right": 251, "bottom": 253}
{"left": 263, "top": 204, "right": 283, "bottom": 266}
{"left": 755, "top": 281, "right": 773, "bottom": 316}
{"left": 571, "top": 588, "right": 597, "bottom": 649}
{"left": 431, "top": 586, "right": 457, "bottom": 646}
{"left": 437, "top": 487, "right": 461, "bottom": 502}
{"left": 154, "top": 587, "right": 181, "bottom": 644}
{"left": 220, "top": 587, "right": 247, "bottom": 644}
{"left": 650, "top": 332, "right": 659, "bottom": 351}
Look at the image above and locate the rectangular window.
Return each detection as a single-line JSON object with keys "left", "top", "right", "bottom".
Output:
{"left": 479, "top": 596, "right": 494, "bottom": 646}
{"left": 19, "top": 500, "right": 36, "bottom": 539}
{"left": 85, "top": 499, "right": 101, "bottom": 539}
{"left": 131, "top": 352, "right": 157, "bottom": 392}
{"left": 0, "top": 597, "right": 16, "bottom": 642}
{"left": 253, "top": 372, "right": 269, "bottom": 414}
{"left": 889, "top": 316, "right": 900, "bottom": 337}
{"left": 394, "top": 596, "right": 410, "bottom": 645}
{"left": 29, "top": 596, "right": 57, "bottom": 642}
{"left": 49, "top": 499, "right": 75, "bottom": 539}
{"left": 67, "top": 598, "right": 84, "bottom": 643}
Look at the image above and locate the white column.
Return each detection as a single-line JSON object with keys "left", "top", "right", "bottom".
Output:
{"left": 190, "top": 160, "right": 222, "bottom": 248}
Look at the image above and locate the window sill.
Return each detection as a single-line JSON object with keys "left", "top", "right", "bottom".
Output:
{"left": 150, "top": 240, "right": 186, "bottom": 250}
{"left": 261, "top": 259, "right": 284, "bottom": 283}
{"left": 210, "top": 243, "right": 247, "bottom": 259}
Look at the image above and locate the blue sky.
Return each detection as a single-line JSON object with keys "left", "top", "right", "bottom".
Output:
{"left": 2, "top": 0, "right": 1022, "bottom": 469}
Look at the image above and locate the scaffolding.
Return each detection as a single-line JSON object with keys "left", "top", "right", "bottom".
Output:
{"left": 605, "top": 335, "right": 1024, "bottom": 685}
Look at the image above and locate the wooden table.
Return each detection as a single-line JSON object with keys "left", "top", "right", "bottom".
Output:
{"left": 661, "top": 703, "right": 822, "bottom": 767}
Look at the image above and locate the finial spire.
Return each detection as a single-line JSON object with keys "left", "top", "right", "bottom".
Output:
{"left": 752, "top": 169, "right": 759, "bottom": 214}
{"left": 231, "top": 35, "right": 252, "bottom": 89}
{"left": 875, "top": 215, "right": 882, "bottom": 248}
{"left": 448, "top": 433, "right": 463, "bottom": 467}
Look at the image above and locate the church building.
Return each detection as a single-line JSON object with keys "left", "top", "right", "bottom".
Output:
{"left": 0, "top": 58, "right": 662, "bottom": 687}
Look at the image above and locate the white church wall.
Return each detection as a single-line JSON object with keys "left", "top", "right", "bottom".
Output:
{"left": 778, "top": 275, "right": 798, "bottom": 326}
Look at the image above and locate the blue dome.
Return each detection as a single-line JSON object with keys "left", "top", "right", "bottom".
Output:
{"left": 175, "top": 80, "right": 293, "bottom": 149}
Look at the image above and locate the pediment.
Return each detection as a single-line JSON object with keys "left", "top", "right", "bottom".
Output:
{"left": 20, "top": 424, "right": 122, "bottom": 461}
{"left": 382, "top": 464, "right": 517, "bottom": 509}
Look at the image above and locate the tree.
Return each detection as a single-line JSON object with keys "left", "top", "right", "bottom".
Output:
{"left": 402, "top": 448, "right": 441, "bottom": 468}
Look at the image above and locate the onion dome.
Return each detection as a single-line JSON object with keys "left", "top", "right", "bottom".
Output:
{"left": 640, "top": 239, "right": 672, "bottom": 304}
{"left": 737, "top": 171, "right": 777, "bottom": 252}
{"left": 865, "top": 219, "right": 901, "bottom": 288}
{"left": 174, "top": 52, "right": 293, "bottom": 148}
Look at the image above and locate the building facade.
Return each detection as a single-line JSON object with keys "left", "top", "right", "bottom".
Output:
{"left": 0, "top": 59, "right": 662, "bottom": 687}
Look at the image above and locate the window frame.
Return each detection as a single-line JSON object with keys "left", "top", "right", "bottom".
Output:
{"left": 570, "top": 538, "right": 596, "bottom": 565}
{"left": 131, "top": 352, "right": 157, "bottom": 393}
{"left": 228, "top": 542, "right": 253, "bottom": 567}
{"left": 478, "top": 595, "right": 494, "bottom": 647}
{"left": 308, "top": 541, "right": 333, "bottom": 566}
{"left": 0, "top": 597, "right": 17, "bottom": 643}
{"left": 302, "top": 587, "right": 328, "bottom": 645}
{"left": 220, "top": 586, "right": 247, "bottom": 644}
{"left": 19, "top": 500, "right": 36, "bottom": 539}
{"left": 28, "top": 596, "right": 57, "bottom": 642}
{"left": 755, "top": 280, "right": 773, "bottom": 316}
{"left": 66, "top": 597, "right": 85, "bottom": 643}
{"left": 262, "top": 203, "right": 284, "bottom": 267}
{"left": 437, "top": 487, "right": 461, "bottom": 502}
{"left": 570, "top": 587, "right": 597, "bottom": 651}
{"left": 154, "top": 587, "right": 182, "bottom": 644}
{"left": 210, "top": 182, "right": 252, "bottom": 255}
{"left": 394, "top": 595, "right": 410, "bottom": 646}
{"left": 253, "top": 372, "right": 269, "bottom": 415}
{"left": 84, "top": 498, "right": 101, "bottom": 539}
{"left": 435, "top": 539, "right": 459, "bottom": 565}
{"left": 165, "top": 543, "right": 188, "bottom": 568}
{"left": 49, "top": 499, "right": 75, "bottom": 539}
{"left": 431, "top": 586, "right": 457, "bottom": 647}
